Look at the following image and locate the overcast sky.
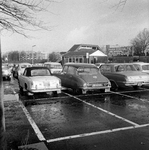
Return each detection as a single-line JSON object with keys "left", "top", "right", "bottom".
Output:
{"left": 1, "top": 0, "right": 149, "bottom": 53}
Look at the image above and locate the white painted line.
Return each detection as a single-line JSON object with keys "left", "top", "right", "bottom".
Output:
{"left": 18, "top": 100, "right": 46, "bottom": 141}
{"left": 63, "top": 92, "right": 139, "bottom": 126}
{"left": 11, "top": 88, "right": 46, "bottom": 141}
{"left": 47, "top": 123, "right": 149, "bottom": 143}
{"left": 110, "top": 91, "right": 149, "bottom": 103}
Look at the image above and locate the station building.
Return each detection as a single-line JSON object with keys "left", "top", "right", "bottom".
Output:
{"left": 62, "top": 44, "right": 107, "bottom": 64}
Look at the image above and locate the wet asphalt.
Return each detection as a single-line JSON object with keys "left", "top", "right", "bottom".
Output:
{"left": 3, "top": 79, "right": 149, "bottom": 150}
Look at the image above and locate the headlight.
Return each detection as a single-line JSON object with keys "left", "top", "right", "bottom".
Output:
{"left": 127, "top": 76, "right": 133, "bottom": 81}
{"left": 83, "top": 83, "right": 87, "bottom": 87}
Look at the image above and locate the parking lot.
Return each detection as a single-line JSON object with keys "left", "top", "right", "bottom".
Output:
{"left": 4, "top": 79, "right": 149, "bottom": 150}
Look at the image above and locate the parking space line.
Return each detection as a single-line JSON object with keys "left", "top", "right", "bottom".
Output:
{"left": 11, "top": 88, "right": 46, "bottom": 142}
{"left": 110, "top": 91, "right": 149, "bottom": 103}
{"left": 47, "top": 123, "right": 149, "bottom": 143}
{"left": 63, "top": 92, "right": 139, "bottom": 126}
{"left": 18, "top": 100, "right": 46, "bottom": 141}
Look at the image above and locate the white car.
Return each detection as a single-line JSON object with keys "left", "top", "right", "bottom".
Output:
{"left": 132, "top": 62, "right": 149, "bottom": 74}
{"left": 18, "top": 66, "right": 62, "bottom": 96}
{"left": 44, "top": 62, "right": 62, "bottom": 74}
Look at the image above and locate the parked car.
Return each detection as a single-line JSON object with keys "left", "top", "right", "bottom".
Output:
{"left": 99, "top": 63, "right": 149, "bottom": 90}
{"left": 13, "top": 63, "right": 32, "bottom": 79}
{"left": 18, "top": 66, "right": 61, "bottom": 96}
{"left": 44, "top": 62, "right": 62, "bottom": 74}
{"left": 53, "top": 63, "right": 111, "bottom": 94}
{"left": 131, "top": 62, "right": 149, "bottom": 74}
{"left": 2, "top": 65, "right": 11, "bottom": 81}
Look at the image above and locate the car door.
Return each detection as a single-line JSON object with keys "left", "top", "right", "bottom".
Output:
{"left": 66, "top": 66, "right": 77, "bottom": 88}
{"left": 55, "top": 65, "right": 69, "bottom": 87}
{"left": 19, "top": 69, "right": 29, "bottom": 89}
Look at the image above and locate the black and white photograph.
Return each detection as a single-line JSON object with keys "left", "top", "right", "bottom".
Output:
{"left": 1, "top": 0, "right": 149, "bottom": 150}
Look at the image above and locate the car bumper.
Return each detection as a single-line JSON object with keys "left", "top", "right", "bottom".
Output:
{"left": 2, "top": 74, "right": 11, "bottom": 78}
{"left": 29, "top": 88, "right": 61, "bottom": 93}
{"left": 123, "top": 81, "right": 149, "bottom": 87}
{"left": 81, "top": 86, "right": 111, "bottom": 92}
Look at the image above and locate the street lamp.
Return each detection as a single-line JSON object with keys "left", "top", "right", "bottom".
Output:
{"left": 32, "top": 45, "right": 36, "bottom": 64}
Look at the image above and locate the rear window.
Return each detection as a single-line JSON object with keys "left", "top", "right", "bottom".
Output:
{"left": 142, "top": 65, "right": 149, "bottom": 70}
{"left": 115, "top": 65, "right": 136, "bottom": 72}
{"left": 45, "top": 64, "right": 62, "bottom": 69}
{"left": 77, "top": 67, "right": 98, "bottom": 75}
{"left": 31, "top": 69, "right": 51, "bottom": 76}
{"left": 100, "top": 65, "right": 111, "bottom": 72}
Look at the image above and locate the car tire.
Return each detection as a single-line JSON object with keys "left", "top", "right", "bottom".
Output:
{"left": 19, "top": 86, "right": 24, "bottom": 96}
{"left": 73, "top": 88, "right": 85, "bottom": 95}
{"left": 110, "top": 81, "right": 118, "bottom": 91}
{"left": 133, "top": 85, "right": 139, "bottom": 90}
{"left": 8, "top": 77, "right": 11, "bottom": 81}
{"left": 53, "top": 91, "right": 58, "bottom": 97}
{"left": 100, "top": 89, "right": 105, "bottom": 93}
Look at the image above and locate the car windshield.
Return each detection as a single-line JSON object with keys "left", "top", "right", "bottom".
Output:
{"left": 142, "top": 65, "right": 149, "bottom": 70}
{"left": 115, "top": 65, "right": 136, "bottom": 72}
{"left": 31, "top": 69, "right": 51, "bottom": 76}
{"left": 77, "top": 67, "right": 98, "bottom": 75}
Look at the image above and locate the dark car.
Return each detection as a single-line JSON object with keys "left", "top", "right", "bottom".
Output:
{"left": 53, "top": 63, "right": 111, "bottom": 94}
{"left": 99, "top": 63, "right": 149, "bottom": 90}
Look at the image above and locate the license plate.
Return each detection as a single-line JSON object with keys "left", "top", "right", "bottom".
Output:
{"left": 105, "top": 88, "right": 110, "bottom": 92}
{"left": 93, "top": 84, "right": 102, "bottom": 87}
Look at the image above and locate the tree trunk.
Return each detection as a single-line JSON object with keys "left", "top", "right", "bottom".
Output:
{"left": 0, "top": 35, "right": 6, "bottom": 150}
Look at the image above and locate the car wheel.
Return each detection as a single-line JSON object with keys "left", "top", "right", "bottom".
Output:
{"left": 110, "top": 81, "right": 118, "bottom": 91}
{"left": 24, "top": 84, "right": 29, "bottom": 96}
{"left": 100, "top": 89, "right": 105, "bottom": 93}
{"left": 8, "top": 77, "right": 11, "bottom": 81}
{"left": 19, "top": 86, "right": 24, "bottom": 96}
{"left": 73, "top": 89, "right": 85, "bottom": 95}
{"left": 53, "top": 91, "right": 58, "bottom": 97}
{"left": 133, "top": 85, "right": 139, "bottom": 90}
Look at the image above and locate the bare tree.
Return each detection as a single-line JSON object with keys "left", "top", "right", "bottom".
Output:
{"left": 0, "top": 0, "right": 53, "bottom": 36}
{"left": 0, "top": 0, "right": 54, "bottom": 149}
{"left": 131, "top": 28, "right": 149, "bottom": 56}
{"left": 48, "top": 52, "right": 61, "bottom": 62}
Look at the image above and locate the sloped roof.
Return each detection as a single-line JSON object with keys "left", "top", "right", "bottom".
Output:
{"left": 64, "top": 44, "right": 101, "bottom": 57}
{"left": 89, "top": 50, "right": 107, "bottom": 57}
{"left": 64, "top": 49, "right": 97, "bottom": 57}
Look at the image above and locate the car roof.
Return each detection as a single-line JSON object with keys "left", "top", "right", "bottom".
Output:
{"left": 19, "top": 63, "right": 31, "bottom": 65}
{"left": 64, "top": 63, "right": 97, "bottom": 68}
{"left": 101, "top": 63, "right": 134, "bottom": 65}
{"left": 25, "top": 66, "right": 49, "bottom": 71}
{"left": 44, "top": 62, "right": 61, "bottom": 65}
{"left": 131, "top": 62, "right": 149, "bottom": 65}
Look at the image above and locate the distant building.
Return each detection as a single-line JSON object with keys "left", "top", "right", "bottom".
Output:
{"left": 106, "top": 45, "right": 134, "bottom": 57}
{"left": 19, "top": 51, "right": 48, "bottom": 62}
{"left": 62, "top": 44, "right": 107, "bottom": 64}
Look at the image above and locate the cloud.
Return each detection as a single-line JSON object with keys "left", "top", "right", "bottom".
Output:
{"left": 66, "top": 26, "right": 89, "bottom": 43}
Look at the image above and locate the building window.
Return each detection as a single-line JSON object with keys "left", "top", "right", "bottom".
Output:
{"left": 79, "top": 58, "right": 82, "bottom": 63}
{"left": 76, "top": 58, "right": 78, "bottom": 63}
{"left": 69, "top": 58, "right": 72, "bottom": 62}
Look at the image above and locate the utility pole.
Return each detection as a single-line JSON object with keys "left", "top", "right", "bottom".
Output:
{"left": 0, "top": 32, "right": 6, "bottom": 149}
{"left": 32, "top": 45, "right": 36, "bottom": 65}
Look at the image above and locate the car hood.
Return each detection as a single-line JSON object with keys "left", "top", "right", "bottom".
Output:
{"left": 29, "top": 76, "right": 60, "bottom": 82}
{"left": 79, "top": 74, "right": 109, "bottom": 83}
